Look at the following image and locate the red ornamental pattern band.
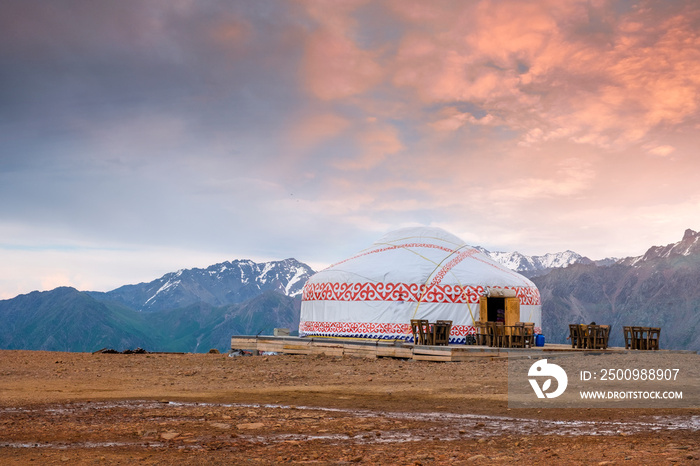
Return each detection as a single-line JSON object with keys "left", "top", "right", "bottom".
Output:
{"left": 299, "top": 321, "right": 476, "bottom": 336}
{"left": 302, "top": 282, "right": 541, "bottom": 306}
{"left": 299, "top": 321, "right": 542, "bottom": 337}
{"left": 429, "top": 248, "right": 479, "bottom": 287}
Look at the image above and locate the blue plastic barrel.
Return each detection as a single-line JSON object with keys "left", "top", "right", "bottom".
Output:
{"left": 535, "top": 334, "right": 545, "bottom": 347}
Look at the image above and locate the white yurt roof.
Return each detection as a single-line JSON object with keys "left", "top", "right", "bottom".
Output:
{"left": 307, "top": 226, "right": 536, "bottom": 292}
{"left": 299, "top": 226, "right": 541, "bottom": 341}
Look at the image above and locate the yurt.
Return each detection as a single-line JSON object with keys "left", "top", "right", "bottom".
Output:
{"left": 299, "top": 227, "right": 541, "bottom": 343}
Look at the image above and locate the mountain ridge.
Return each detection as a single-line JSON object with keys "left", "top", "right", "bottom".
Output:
{"left": 0, "top": 286, "right": 300, "bottom": 353}
{"left": 88, "top": 258, "right": 313, "bottom": 312}
{"left": 476, "top": 247, "right": 592, "bottom": 278}
{"left": 534, "top": 229, "right": 700, "bottom": 351}
{"left": 618, "top": 228, "right": 700, "bottom": 266}
{"left": 1, "top": 229, "right": 698, "bottom": 352}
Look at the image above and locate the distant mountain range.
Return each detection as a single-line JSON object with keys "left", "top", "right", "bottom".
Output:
{"left": 0, "top": 259, "right": 312, "bottom": 353}
{"left": 88, "top": 258, "right": 313, "bottom": 312}
{"left": 534, "top": 229, "right": 700, "bottom": 351}
{"left": 475, "top": 247, "right": 594, "bottom": 278}
{"left": 1, "top": 231, "right": 698, "bottom": 353}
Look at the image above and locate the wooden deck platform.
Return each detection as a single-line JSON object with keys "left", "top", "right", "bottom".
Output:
{"left": 230, "top": 335, "right": 693, "bottom": 362}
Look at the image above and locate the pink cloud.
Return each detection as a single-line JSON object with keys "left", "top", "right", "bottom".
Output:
{"left": 291, "top": 0, "right": 700, "bottom": 215}
{"left": 300, "top": 0, "right": 369, "bottom": 33}
{"left": 430, "top": 106, "right": 496, "bottom": 132}
{"left": 287, "top": 112, "right": 351, "bottom": 151}
{"left": 211, "top": 17, "right": 252, "bottom": 48}
{"left": 510, "top": 5, "right": 700, "bottom": 148}
{"left": 467, "top": 0, "right": 562, "bottom": 66}
{"left": 644, "top": 144, "right": 675, "bottom": 157}
{"left": 303, "top": 30, "right": 384, "bottom": 100}
{"left": 333, "top": 121, "right": 404, "bottom": 170}
{"left": 313, "top": 0, "right": 700, "bottom": 151}
{"left": 299, "top": 0, "right": 384, "bottom": 100}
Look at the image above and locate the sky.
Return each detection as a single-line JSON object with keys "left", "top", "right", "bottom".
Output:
{"left": 2, "top": 0, "right": 700, "bottom": 299}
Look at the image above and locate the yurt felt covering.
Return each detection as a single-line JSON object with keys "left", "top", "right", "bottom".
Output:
{"left": 299, "top": 227, "right": 541, "bottom": 343}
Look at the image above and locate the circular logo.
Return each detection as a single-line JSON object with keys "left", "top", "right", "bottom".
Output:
{"left": 528, "top": 359, "right": 568, "bottom": 398}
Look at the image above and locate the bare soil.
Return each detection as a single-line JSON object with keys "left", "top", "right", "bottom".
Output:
{"left": 0, "top": 350, "right": 698, "bottom": 464}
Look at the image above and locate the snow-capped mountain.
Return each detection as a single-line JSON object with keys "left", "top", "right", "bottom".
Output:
{"left": 533, "top": 228, "right": 700, "bottom": 352}
{"left": 618, "top": 229, "right": 700, "bottom": 266}
{"left": 90, "top": 258, "right": 315, "bottom": 312}
{"left": 480, "top": 230, "right": 700, "bottom": 275}
{"left": 473, "top": 247, "right": 592, "bottom": 278}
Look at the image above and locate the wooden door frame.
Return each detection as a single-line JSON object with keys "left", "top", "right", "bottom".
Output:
{"left": 504, "top": 297, "right": 520, "bottom": 326}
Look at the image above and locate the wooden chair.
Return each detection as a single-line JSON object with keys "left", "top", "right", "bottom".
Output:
{"left": 490, "top": 322, "right": 499, "bottom": 347}
{"left": 631, "top": 326, "right": 646, "bottom": 350}
{"left": 631, "top": 326, "right": 641, "bottom": 350}
{"left": 523, "top": 322, "right": 535, "bottom": 348}
{"left": 569, "top": 324, "right": 580, "bottom": 349}
{"left": 433, "top": 320, "right": 452, "bottom": 346}
{"left": 647, "top": 327, "right": 660, "bottom": 350}
{"left": 590, "top": 325, "right": 608, "bottom": 349}
{"left": 473, "top": 321, "right": 482, "bottom": 345}
{"left": 600, "top": 325, "right": 610, "bottom": 349}
{"left": 486, "top": 321, "right": 497, "bottom": 347}
{"left": 476, "top": 321, "right": 485, "bottom": 345}
{"left": 587, "top": 324, "right": 602, "bottom": 349}
{"left": 473, "top": 320, "right": 484, "bottom": 345}
{"left": 493, "top": 322, "right": 507, "bottom": 348}
{"left": 482, "top": 321, "right": 492, "bottom": 346}
{"left": 510, "top": 322, "right": 525, "bottom": 348}
{"left": 437, "top": 320, "right": 452, "bottom": 339}
{"left": 579, "top": 324, "right": 590, "bottom": 349}
{"left": 410, "top": 319, "right": 430, "bottom": 346}
{"left": 425, "top": 322, "right": 435, "bottom": 345}
{"left": 623, "top": 326, "right": 633, "bottom": 349}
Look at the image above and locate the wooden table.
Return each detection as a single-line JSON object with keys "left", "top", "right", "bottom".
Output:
{"left": 629, "top": 326, "right": 660, "bottom": 350}
{"left": 568, "top": 324, "right": 610, "bottom": 349}
{"left": 473, "top": 322, "right": 536, "bottom": 348}
{"left": 410, "top": 320, "right": 453, "bottom": 346}
{"left": 506, "top": 324, "right": 535, "bottom": 348}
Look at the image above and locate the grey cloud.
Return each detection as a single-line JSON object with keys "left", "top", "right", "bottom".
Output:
{"left": 0, "top": 1, "right": 308, "bottom": 136}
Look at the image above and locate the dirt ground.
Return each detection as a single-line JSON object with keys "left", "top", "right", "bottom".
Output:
{"left": 0, "top": 350, "right": 698, "bottom": 465}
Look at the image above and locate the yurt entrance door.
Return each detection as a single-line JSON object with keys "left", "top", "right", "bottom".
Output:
{"left": 479, "top": 296, "right": 520, "bottom": 326}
